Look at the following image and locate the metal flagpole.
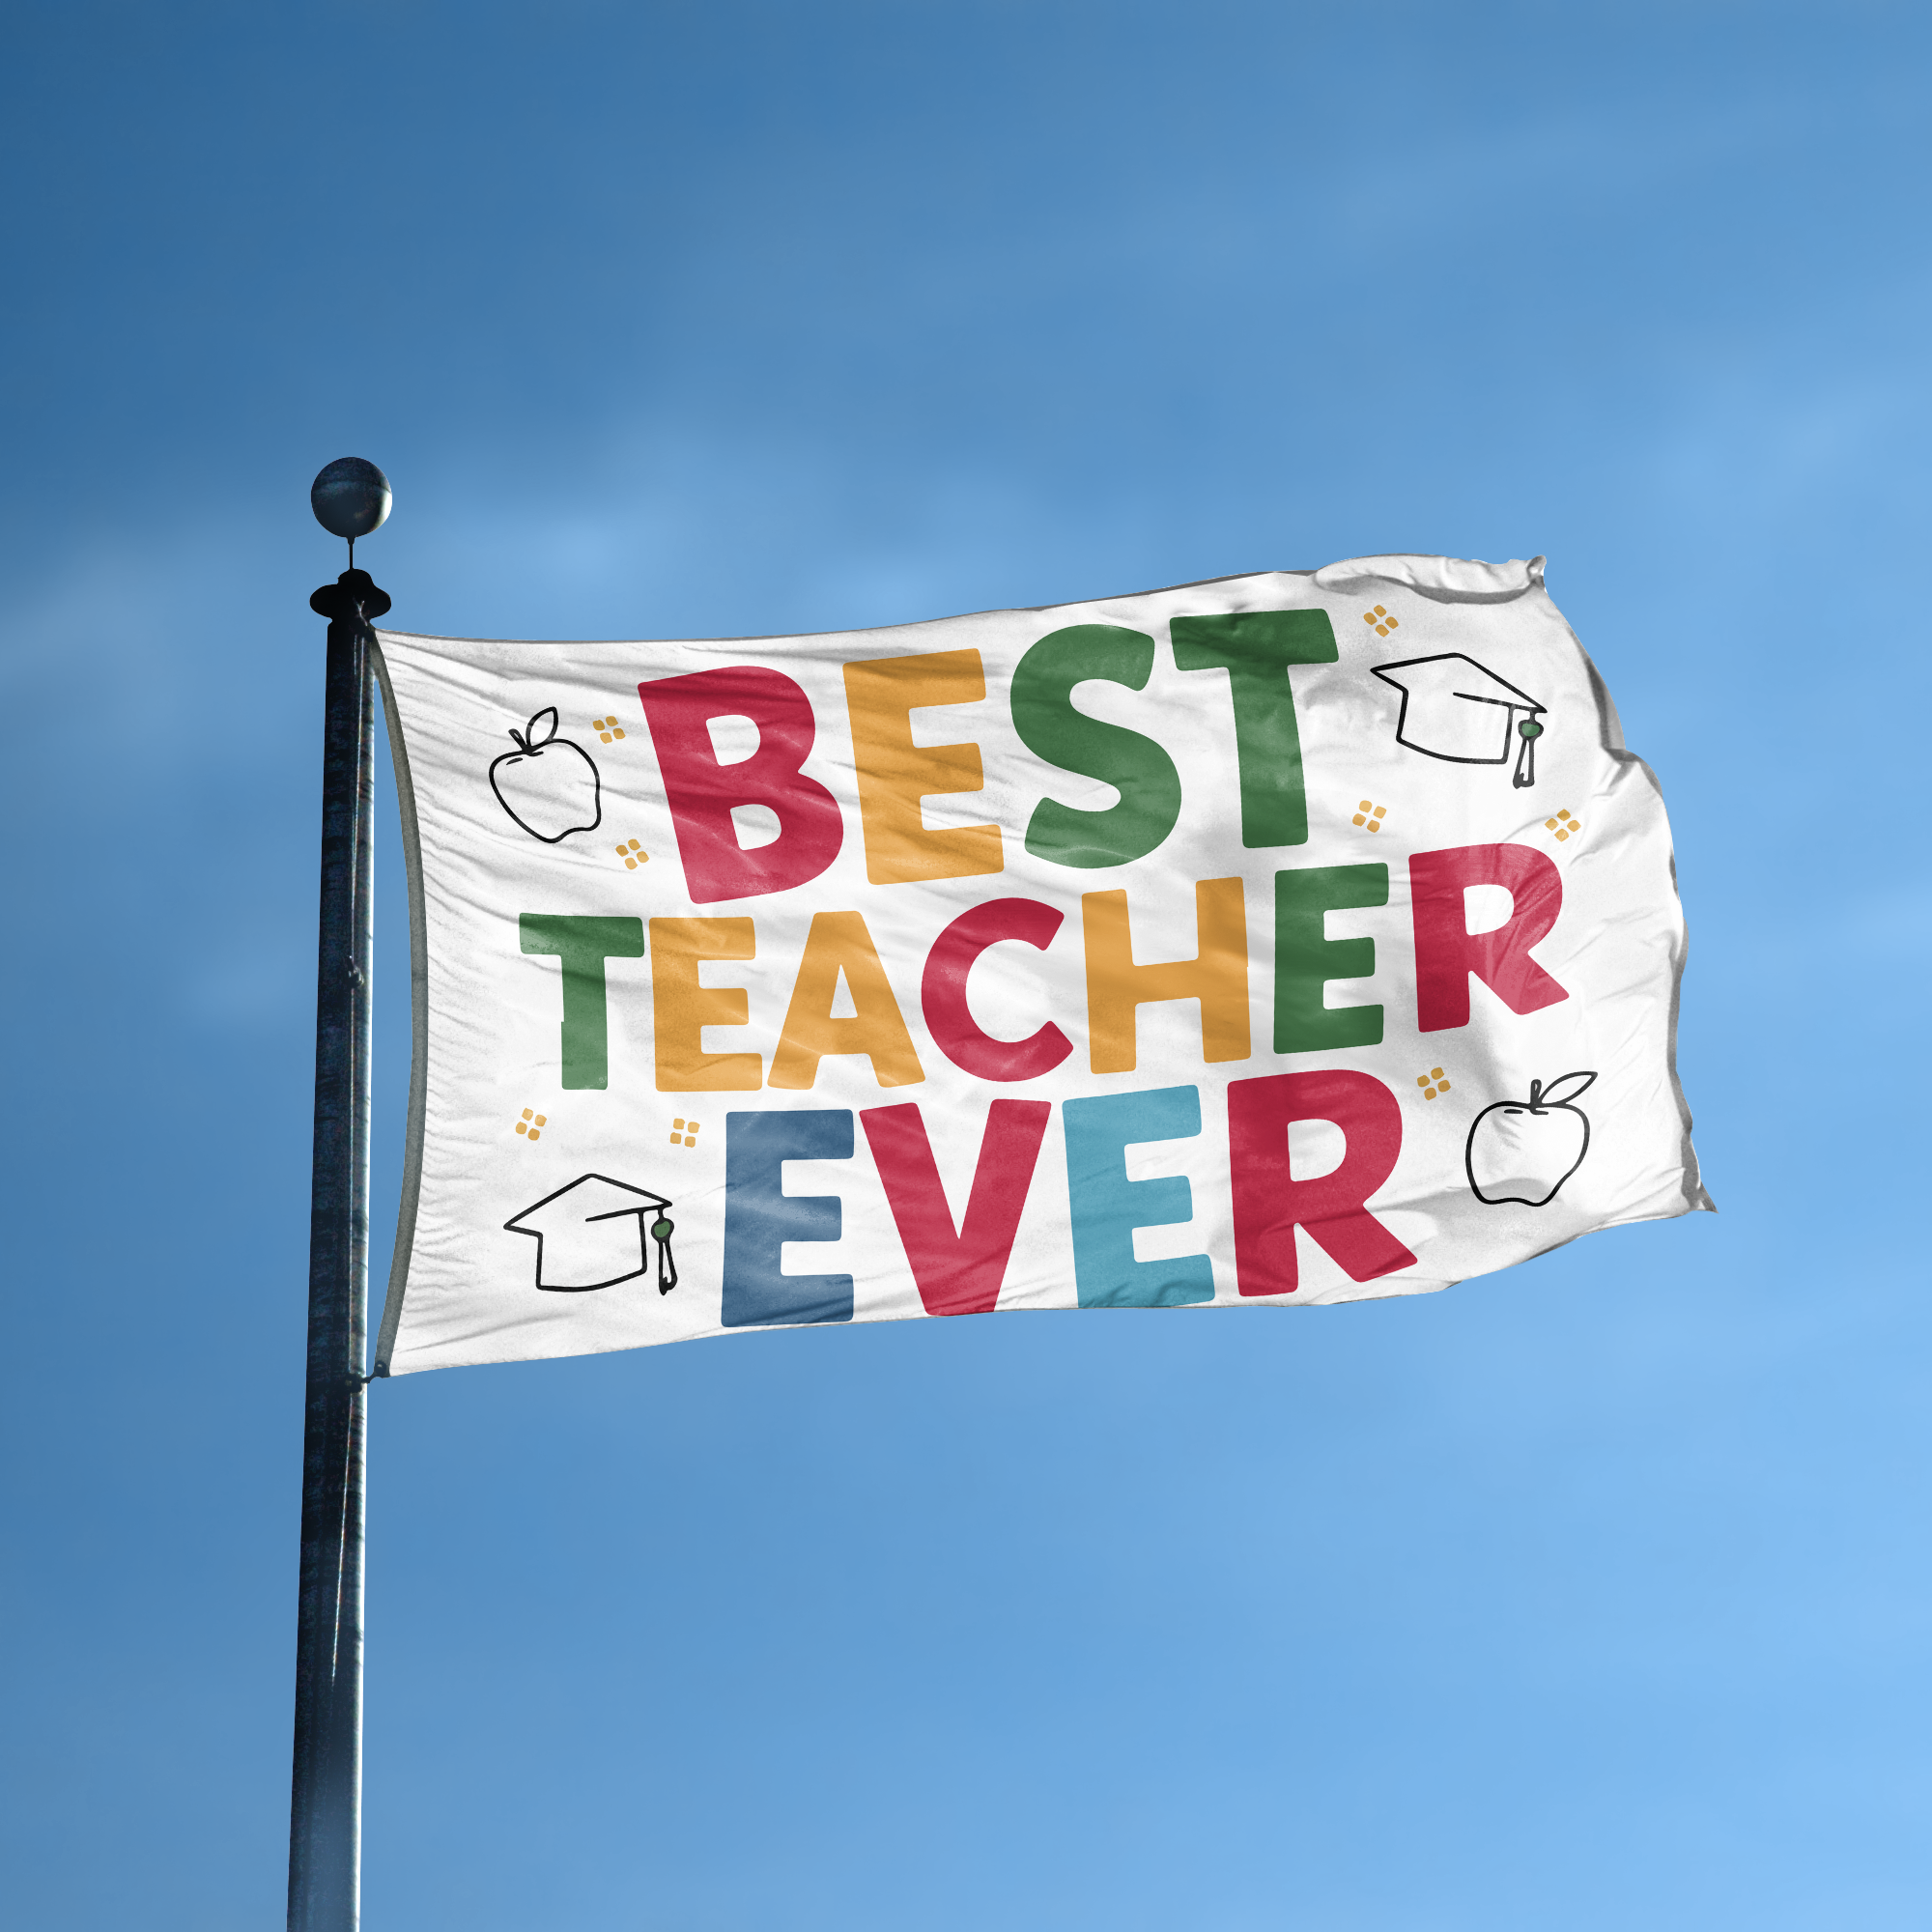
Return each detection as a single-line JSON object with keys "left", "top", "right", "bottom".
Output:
{"left": 290, "top": 460, "right": 392, "bottom": 1932}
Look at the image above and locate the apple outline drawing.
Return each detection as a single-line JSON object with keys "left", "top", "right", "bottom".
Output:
{"left": 1464, "top": 1070, "right": 1597, "bottom": 1208}
{"left": 489, "top": 706, "right": 603, "bottom": 844}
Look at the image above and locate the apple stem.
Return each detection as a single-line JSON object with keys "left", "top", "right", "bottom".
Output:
{"left": 1527, "top": 1079, "right": 1544, "bottom": 1110}
{"left": 507, "top": 729, "right": 527, "bottom": 752}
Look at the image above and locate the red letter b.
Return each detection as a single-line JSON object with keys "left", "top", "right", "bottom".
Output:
{"left": 639, "top": 668, "right": 844, "bottom": 903}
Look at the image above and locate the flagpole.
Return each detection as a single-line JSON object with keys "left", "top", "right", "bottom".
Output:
{"left": 290, "top": 462, "right": 392, "bottom": 1932}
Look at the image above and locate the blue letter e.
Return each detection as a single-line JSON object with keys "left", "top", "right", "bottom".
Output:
{"left": 723, "top": 1110, "right": 855, "bottom": 1327}
{"left": 1062, "top": 1085, "right": 1214, "bottom": 1308}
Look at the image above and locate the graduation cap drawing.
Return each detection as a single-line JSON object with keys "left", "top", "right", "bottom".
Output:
{"left": 504, "top": 1174, "right": 678, "bottom": 1294}
{"left": 1372, "top": 653, "right": 1547, "bottom": 788}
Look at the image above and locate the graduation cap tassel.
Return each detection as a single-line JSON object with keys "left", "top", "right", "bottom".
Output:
{"left": 1512, "top": 716, "right": 1543, "bottom": 789}
{"left": 651, "top": 1214, "right": 678, "bottom": 1295}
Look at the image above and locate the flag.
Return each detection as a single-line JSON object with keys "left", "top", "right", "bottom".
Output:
{"left": 370, "top": 554, "right": 1708, "bottom": 1376}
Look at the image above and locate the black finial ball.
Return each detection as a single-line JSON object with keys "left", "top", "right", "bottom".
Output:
{"left": 310, "top": 457, "right": 392, "bottom": 541}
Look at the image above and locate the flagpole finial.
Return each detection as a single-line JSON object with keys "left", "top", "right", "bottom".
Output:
{"left": 310, "top": 457, "right": 392, "bottom": 569}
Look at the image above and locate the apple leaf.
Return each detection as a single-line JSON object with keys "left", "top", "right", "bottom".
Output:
{"left": 526, "top": 707, "right": 559, "bottom": 748}
{"left": 1538, "top": 1070, "right": 1597, "bottom": 1108}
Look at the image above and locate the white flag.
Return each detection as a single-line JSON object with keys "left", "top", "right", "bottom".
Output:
{"left": 371, "top": 554, "right": 1709, "bottom": 1377}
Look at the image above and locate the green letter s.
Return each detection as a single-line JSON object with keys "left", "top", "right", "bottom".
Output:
{"left": 1011, "top": 624, "right": 1181, "bottom": 868}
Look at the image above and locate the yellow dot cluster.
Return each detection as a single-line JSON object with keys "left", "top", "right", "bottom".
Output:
{"left": 1415, "top": 1067, "right": 1450, "bottom": 1100}
{"left": 1352, "top": 799, "right": 1387, "bottom": 832}
{"left": 515, "top": 1107, "right": 548, "bottom": 1142}
{"left": 1545, "top": 808, "right": 1581, "bottom": 843}
{"left": 615, "top": 838, "right": 646, "bottom": 868}
{"left": 670, "top": 1117, "right": 701, "bottom": 1150}
{"left": 1362, "top": 604, "right": 1399, "bottom": 638}
{"left": 591, "top": 715, "right": 627, "bottom": 744}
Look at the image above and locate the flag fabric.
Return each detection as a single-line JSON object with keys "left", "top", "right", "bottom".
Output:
{"left": 370, "top": 554, "right": 1709, "bottom": 1377}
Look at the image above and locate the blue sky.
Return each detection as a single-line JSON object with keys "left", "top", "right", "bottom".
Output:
{"left": 3, "top": 3, "right": 1929, "bottom": 1927}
